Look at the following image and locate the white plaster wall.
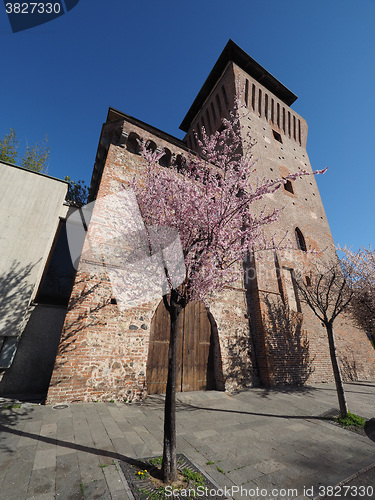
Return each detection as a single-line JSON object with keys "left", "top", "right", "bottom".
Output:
{"left": 0, "top": 162, "right": 68, "bottom": 337}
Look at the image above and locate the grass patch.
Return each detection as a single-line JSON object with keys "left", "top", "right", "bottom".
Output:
{"left": 336, "top": 411, "right": 366, "bottom": 428}
{"left": 2, "top": 403, "right": 22, "bottom": 409}
{"left": 148, "top": 457, "right": 163, "bottom": 467}
{"left": 120, "top": 454, "right": 224, "bottom": 499}
{"left": 181, "top": 468, "right": 205, "bottom": 488}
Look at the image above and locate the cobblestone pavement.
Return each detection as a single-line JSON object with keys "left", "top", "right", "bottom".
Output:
{"left": 0, "top": 381, "right": 374, "bottom": 500}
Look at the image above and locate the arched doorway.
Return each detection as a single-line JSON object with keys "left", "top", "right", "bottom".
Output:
{"left": 146, "top": 300, "right": 222, "bottom": 394}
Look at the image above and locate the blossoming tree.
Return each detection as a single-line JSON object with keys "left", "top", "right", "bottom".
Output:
{"left": 132, "top": 106, "right": 321, "bottom": 482}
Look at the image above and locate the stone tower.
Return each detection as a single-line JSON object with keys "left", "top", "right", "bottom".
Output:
{"left": 47, "top": 40, "right": 375, "bottom": 403}
{"left": 179, "top": 40, "right": 375, "bottom": 386}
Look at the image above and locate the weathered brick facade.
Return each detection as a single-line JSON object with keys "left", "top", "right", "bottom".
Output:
{"left": 47, "top": 41, "right": 375, "bottom": 403}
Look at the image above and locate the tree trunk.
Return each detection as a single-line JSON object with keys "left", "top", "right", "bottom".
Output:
{"left": 326, "top": 322, "right": 348, "bottom": 418}
{"left": 162, "top": 295, "right": 182, "bottom": 483}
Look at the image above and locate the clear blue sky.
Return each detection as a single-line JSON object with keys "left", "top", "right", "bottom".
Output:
{"left": 1, "top": 0, "right": 374, "bottom": 251}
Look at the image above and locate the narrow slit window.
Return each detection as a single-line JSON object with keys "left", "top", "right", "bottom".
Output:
{"left": 245, "top": 79, "right": 249, "bottom": 107}
{"left": 216, "top": 94, "right": 222, "bottom": 115}
{"left": 264, "top": 94, "right": 268, "bottom": 120}
{"left": 258, "top": 89, "right": 262, "bottom": 116}
{"left": 295, "top": 227, "right": 307, "bottom": 252}
{"left": 272, "top": 130, "right": 283, "bottom": 143}
{"left": 222, "top": 85, "right": 229, "bottom": 107}
{"left": 206, "top": 110, "right": 211, "bottom": 134}
{"left": 252, "top": 84, "right": 256, "bottom": 110}
{"left": 271, "top": 98, "right": 274, "bottom": 123}
{"left": 283, "top": 179, "right": 294, "bottom": 194}
{"left": 201, "top": 117, "right": 206, "bottom": 135}
{"left": 210, "top": 102, "right": 216, "bottom": 124}
{"left": 277, "top": 103, "right": 280, "bottom": 128}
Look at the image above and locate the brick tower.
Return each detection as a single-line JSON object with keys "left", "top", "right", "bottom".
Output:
{"left": 47, "top": 41, "right": 375, "bottom": 403}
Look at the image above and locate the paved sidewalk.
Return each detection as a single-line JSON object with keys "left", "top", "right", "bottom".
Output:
{"left": 0, "top": 381, "right": 374, "bottom": 500}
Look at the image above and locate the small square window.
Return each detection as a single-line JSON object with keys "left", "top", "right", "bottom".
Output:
{"left": 272, "top": 130, "right": 283, "bottom": 143}
{"left": 283, "top": 179, "right": 294, "bottom": 194}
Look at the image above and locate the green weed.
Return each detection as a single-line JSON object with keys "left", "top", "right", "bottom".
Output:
{"left": 181, "top": 468, "right": 205, "bottom": 488}
{"left": 336, "top": 411, "right": 366, "bottom": 428}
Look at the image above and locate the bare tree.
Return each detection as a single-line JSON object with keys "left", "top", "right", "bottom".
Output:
{"left": 340, "top": 246, "right": 375, "bottom": 345}
{"left": 294, "top": 263, "right": 353, "bottom": 417}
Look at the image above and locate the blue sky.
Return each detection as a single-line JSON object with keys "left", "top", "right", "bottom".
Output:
{"left": 1, "top": 0, "right": 374, "bottom": 251}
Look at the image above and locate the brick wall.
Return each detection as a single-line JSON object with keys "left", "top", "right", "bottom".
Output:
{"left": 47, "top": 127, "right": 258, "bottom": 403}
{"left": 47, "top": 53, "right": 375, "bottom": 403}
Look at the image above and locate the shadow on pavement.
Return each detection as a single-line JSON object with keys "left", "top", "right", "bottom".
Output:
{"left": 0, "top": 404, "right": 34, "bottom": 453}
{"left": 255, "top": 384, "right": 318, "bottom": 398}
{"left": 140, "top": 393, "right": 334, "bottom": 421}
{"left": 174, "top": 401, "right": 336, "bottom": 421}
{"left": 346, "top": 381, "right": 375, "bottom": 388}
{"left": 365, "top": 418, "right": 375, "bottom": 442}
{"left": 0, "top": 422, "right": 146, "bottom": 469}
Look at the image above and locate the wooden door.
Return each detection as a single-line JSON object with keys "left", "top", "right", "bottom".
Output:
{"left": 146, "top": 300, "right": 213, "bottom": 394}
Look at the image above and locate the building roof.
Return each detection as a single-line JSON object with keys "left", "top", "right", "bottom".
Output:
{"left": 106, "top": 108, "right": 186, "bottom": 150}
{"left": 180, "top": 39, "right": 298, "bottom": 132}
{"left": 0, "top": 159, "right": 68, "bottom": 185}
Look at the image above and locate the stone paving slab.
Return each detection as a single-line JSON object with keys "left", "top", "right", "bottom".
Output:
{"left": 0, "top": 381, "right": 375, "bottom": 499}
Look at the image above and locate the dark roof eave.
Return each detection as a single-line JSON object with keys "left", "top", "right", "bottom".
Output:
{"left": 107, "top": 108, "right": 187, "bottom": 150}
{"left": 179, "top": 39, "right": 298, "bottom": 132}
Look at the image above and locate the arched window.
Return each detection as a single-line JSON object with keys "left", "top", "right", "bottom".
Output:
{"left": 159, "top": 148, "right": 171, "bottom": 168}
{"left": 145, "top": 140, "right": 156, "bottom": 153}
{"left": 295, "top": 227, "right": 307, "bottom": 252}
{"left": 174, "top": 154, "right": 186, "bottom": 173}
{"left": 126, "top": 132, "right": 140, "bottom": 154}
